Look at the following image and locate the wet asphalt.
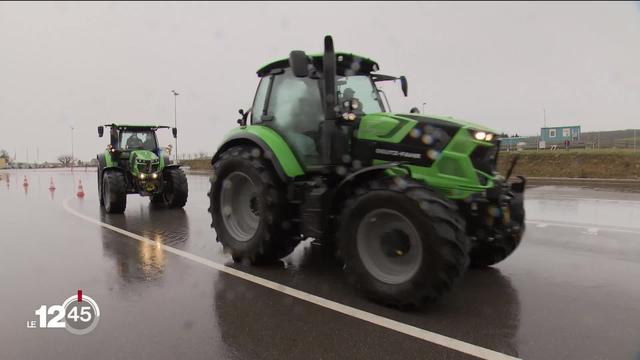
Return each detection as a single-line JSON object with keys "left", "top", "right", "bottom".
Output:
{"left": 1, "top": 169, "right": 639, "bottom": 360}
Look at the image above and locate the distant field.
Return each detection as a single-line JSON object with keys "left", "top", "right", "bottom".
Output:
{"left": 498, "top": 149, "right": 640, "bottom": 179}
{"left": 182, "top": 159, "right": 211, "bottom": 171}
{"left": 183, "top": 150, "right": 640, "bottom": 179}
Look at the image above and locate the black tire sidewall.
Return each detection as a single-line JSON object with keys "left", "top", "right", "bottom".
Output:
{"left": 163, "top": 168, "right": 188, "bottom": 207}
{"left": 341, "top": 190, "right": 450, "bottom": 301}
{"left": 103, "top": 171, "right": 126, "bottom": 213}
{"left": 212, "top": 154, "right": 276, "bottom": 257}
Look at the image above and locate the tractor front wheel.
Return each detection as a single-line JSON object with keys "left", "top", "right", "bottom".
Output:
{"left": 162, "top": 168, "right": 188, "bottom": 208}
{"left": 209, "top": 145, "right": 299, "bottom": 264}
{"left": 338, "top": 177, "right": 469, "bottom": 308}
{"left": 103, "top": 170, "right": 127, "bottom": 214}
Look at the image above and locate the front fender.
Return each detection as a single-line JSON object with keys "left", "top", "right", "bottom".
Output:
{"left": 212, "top": 126, "right": 304, "bottom": 181}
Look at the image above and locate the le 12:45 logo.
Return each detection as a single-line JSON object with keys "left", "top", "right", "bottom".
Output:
{"left": 27, "top": 290, "right": 100, "bottom": 335}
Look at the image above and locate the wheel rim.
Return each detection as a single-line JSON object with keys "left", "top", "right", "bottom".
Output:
{"left": 356, "top": 209, "right": 423, "bottom": 285}
{"left": 220, "top": 171, "right": 260, "bottom": 242}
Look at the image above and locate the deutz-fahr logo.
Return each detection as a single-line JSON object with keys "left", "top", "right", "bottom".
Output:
{"left": 375, "top": 148, "right": 422, "bottom": 159}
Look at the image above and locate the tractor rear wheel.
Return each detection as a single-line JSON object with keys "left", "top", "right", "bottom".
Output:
{"left": 162, "top": 168, "right": 188, "bottom": 208}
{"left": 97, "top": 166, "right": 105, "bottom": 206}
{"left": 469, "top": 193, "right": 525, "bottom": 268}
{"left": 337, "top": 177, "right": 469, "bottom": 308}
{"left": 103, "top": 170, "right": 127, "bottom": 214}
{"left": 209, "top": 145, "right": 300, "bottom": 264}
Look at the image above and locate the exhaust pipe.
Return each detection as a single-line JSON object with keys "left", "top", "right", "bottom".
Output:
{"left": 323, "top": 35, "right": 337, "bottom": 120}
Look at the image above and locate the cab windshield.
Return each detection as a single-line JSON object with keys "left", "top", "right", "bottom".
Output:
{"left": 119, "top": 130, "right": 157, "bottom": 151}
{"left": 337, "top": 75, "right": 385, "bottom": 114}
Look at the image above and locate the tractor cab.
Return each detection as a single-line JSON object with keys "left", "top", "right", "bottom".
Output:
{"left": 247, "top": 47, "right": 408, "bottom": 169}
{"left": 98, "top": 124, "right": 173, "bottom": 155}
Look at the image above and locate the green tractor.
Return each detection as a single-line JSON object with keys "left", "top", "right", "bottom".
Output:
{"left": 208, "top": 36, "right": 525, "bottom": 307}
{"left": 97, "top": 124, "right": 188, "bottom": 213}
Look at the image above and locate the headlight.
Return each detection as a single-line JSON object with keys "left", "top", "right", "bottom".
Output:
{"left": 139, "top": 173, "right": 146, "bottom": 180}
{"left": 342, "top": 112, "right": 357, "bottom": 121}
{"left": 151, "top": 173, "right": 158, "bottom": 179}
{"left": 469, "top": 130, "right": 495, "bottom": 142}
{"left": 474, "top": 131, "right": 487, "bottom": 141}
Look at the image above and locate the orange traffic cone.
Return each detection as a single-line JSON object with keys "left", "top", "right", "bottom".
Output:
{"left": 23, "top": 175, "right": 28, "bottom": 187}
{"left": 76, "top": 180, "right": 85, "bottom": 198}
{"left": 48, "top": 177, "right": 56, "bottom": 191}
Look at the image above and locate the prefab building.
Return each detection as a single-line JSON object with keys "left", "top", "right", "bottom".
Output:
{"left": 540, "top": 126, "right": 581, "bottom": 145}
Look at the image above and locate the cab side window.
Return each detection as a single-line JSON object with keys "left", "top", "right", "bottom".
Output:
{"left": 251, "top": 77, "right": 270, "bottom": 124}
{"left": 266, "top": 70, "right": 324, "bottom": 164}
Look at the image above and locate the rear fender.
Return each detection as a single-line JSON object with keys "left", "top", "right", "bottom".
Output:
{"left": 211, "top": 126, "right": 304, "bottom": 182}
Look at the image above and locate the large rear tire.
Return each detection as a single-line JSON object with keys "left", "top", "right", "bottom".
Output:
{"left": 469, "top": 193, "right": 525, "bottom": 268}
{"left": 209, "top": 145, "right": 300, "bottom": 264}
{"left": 162, "top": 168, "right": 188, "bottom": 208}
{"left": 103, "top": 170, "right": 127, "bottom": 214}
{"left": 337, "top": 177, "right": 469, "bottom": 308}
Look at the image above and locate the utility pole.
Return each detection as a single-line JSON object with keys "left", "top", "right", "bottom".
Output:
{"left": 422, "top": 102, "right": 426, "bottom": 114}
{"left": 70, "top": 125, "right": 74, "bottom": 170}
{"left": 171, "top": 90, "right": 179, "bottom": 164}
{"left": 543, "top": 108, "right": 547, "bottom": 128}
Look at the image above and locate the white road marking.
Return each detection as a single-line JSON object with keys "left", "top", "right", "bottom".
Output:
{"left": 529, "top": 195, "right": 640, "bottom": 204}
{"left": 62, "top": 198, "right": 519, "bottom": 360}
{"left": 526, "top": 219, "right": 640, "bottom": 235}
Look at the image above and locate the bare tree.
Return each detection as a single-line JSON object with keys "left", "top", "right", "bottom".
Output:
{"left": 57, "top": 154, "right": 75, "bottom": 166}
{"left": 197, "top": 151, "right": 208, "bottom": 159}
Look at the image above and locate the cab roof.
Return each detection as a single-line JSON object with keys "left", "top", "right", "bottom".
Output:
{"left": 104, "top": 124, "right": 170, "bottom": 130}
{"left": 257, "top": 52, "right": 379, "bottom": 77}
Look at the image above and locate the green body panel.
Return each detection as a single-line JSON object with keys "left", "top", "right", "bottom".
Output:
{"left": 222, "top": 125, "right": 305, "bottom": 178}
{"left": 103, "top": 150, "right": 114, "bottom": 167}
{"left": 358, "top": 113, "right": 498, "bottom": 200}
{"left": 357, "top": 113, "right": 417, "bottom": 143}
{"left": 159, "top": 152, "right": 165, "bottom": 169}
{"left": 399, "top": 113, "right": 496, "bottom": 134}
{"left": 128, "top": 150, "right": 160, "bottom": 176}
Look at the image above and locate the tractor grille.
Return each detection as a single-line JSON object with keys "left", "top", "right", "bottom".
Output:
{"left": 137, "top": 161, "right": 159, "bottom": 173}
{"left": 470, "top": 145, "right": 498, "bottom": 175}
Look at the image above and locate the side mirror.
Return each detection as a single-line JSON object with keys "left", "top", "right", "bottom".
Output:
{"left": 172, "top": 127, "right": 177, "bottom": 138}
{"left": 98, "top": 126, "right": 104, "bottom": 137}
{"left": 400, "top": 76, "right": 408, "bottom": 97}
{"left": 289, "top": 50, "right": 310, "bottom": 78}
{"left": 237, "top": 108, "right": 251, "bottom": 126}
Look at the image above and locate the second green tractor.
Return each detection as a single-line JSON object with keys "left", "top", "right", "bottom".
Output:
{"left": 97, "top": 124, "right": 188, "bottom": 213}
{"left": 209, "top": 36, "right": 525, "bottom": 307}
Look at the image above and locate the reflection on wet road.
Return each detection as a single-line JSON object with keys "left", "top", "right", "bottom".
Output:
{"left": 1, "top": 169, "right": 639, "bottom": 360}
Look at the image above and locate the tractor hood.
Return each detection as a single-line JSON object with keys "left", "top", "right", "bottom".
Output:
{"left": 357, "top": 112, "right": 494, "bottom": 142}
{"left": 393, "top": 113, "right": 496, "bottom": 134}
{"left": 129, "top": 149, "right": 161, "bottom": 175}
{"left": 129, "top": 149, "right": 159, "bottom": 162}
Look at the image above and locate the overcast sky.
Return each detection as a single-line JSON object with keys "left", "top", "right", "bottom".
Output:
{"left": 1, "top": 1, "right": 639, "bottom": 162}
